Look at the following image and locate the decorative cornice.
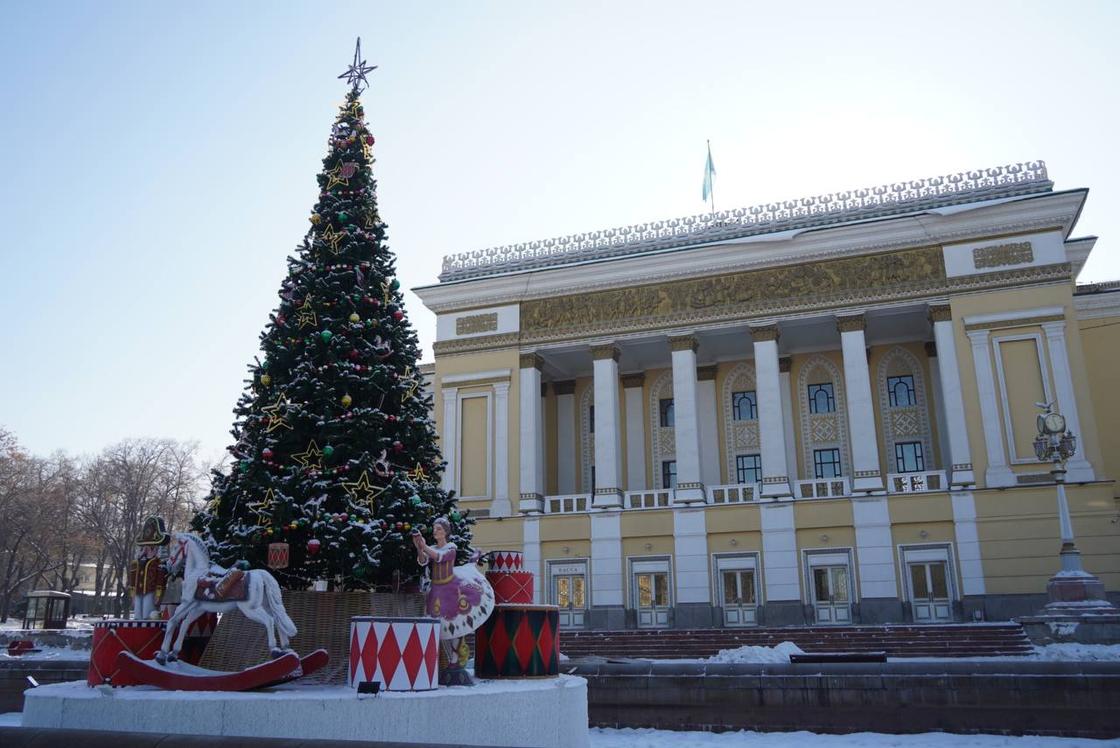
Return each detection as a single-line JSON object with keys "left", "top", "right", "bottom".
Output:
{"left": 433, "top": 332, "right": 519, "bottom": 356}
{"left": 552, "top": 380, "right": 576, "bottom": 396}
{"left": 963, "top": 314, "right": 1065, "bottom": 332}
{"left": 697, "top": 365, "right": 718, "bottom": 382}
{"left": 439, "top": 161, "right": 1051, "bottom": 282}
{"left": 928, "top": 304, "right": 952, "bottom": 323}
{"left": 621, "top": 373, "right": 645, "bottom": 388}
{"left": 591, "top": 344, "right": 621, "bottom": 362}
{"left": 779, "top": 357, "right": 792, "bottom": 374}
{"left": 668, "top": 334, "right": 699, "bottom": 353}
{"left": 924, "top": 341, "right": 938, "bottom": 358}
{"left": 519, "top": 353, "right": 544, "bottom": 370}
{"left": 836, "top": 314, "right": 867, "bottom": 333}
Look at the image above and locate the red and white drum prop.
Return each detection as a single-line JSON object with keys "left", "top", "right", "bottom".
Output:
{"left": 485, "top": 571, "right": 534, "bottom": 604}
{"left": 348, "top": 616, "right": 440, "bottom": 692}
{"left": 474, "top": 604, "right": 560, "bottom": 679}
{"left": 488, "top": 550, "right": 524, "bottom": 573}
{"left": 88, "top": 619, "right": 166, "bottom": 686}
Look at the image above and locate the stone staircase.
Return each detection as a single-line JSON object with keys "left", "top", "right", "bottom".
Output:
{"left": 560, "top": 623, "right": 1034, "bottom": 659}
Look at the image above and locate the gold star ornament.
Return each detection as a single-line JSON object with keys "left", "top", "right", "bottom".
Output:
{"left": 321, "top": 224, "right": 344, "bottom": 254}
{"left": 292, "top": 440, "right": 324, "bottom": 469}
{"left": 297, "top": 297, "right": 317, "bottom": 329}
{"left": 249, "top": 489, "right": 276, "bottom": 526}
{"left": 261, "top": 397, "right": 293, "bottom": 433}
{"left": 342, "top": 470, "right": 389, "bottom": 509}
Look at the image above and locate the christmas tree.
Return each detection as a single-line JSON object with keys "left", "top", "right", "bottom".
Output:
{"left": 192, "top": 40, "right": 472, "bottom": 590}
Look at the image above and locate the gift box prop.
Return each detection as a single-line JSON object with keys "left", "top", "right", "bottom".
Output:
{"left": 474, "top": 604, "right": 560, "bottom": 679}
{"left": 89, "top": 619, "right": 167, "bottom": 686}
{"left": 348, "top": 616, "right": 440, "bottom": 692}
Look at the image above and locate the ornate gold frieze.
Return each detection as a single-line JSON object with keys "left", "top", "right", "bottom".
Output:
{"left": 668, "top": 334, "right": 699, "bottom": 352}
{"left": 973, "top": 241, "right": 1033, "bottom": 269}
{"left": 621, "top": 373, "right": 646, "bottom": 388}
{"left": 963, "top": 313, "right": 1065, "bottom": 332}
{"left": 836, "top": 314, "right": 866, "bottom": 333}
{"left": 454, "top": 312, "right": 498, "bottom": 336}
{"left": 433, "top": 332, "right": 519, "bottom": 356}
{"left": 928, "top": 304, "right": 952, "bottom": 323}
{"left": 519, "top": 353, "right": 544, "bottom": 370}
{"left": 750, "top": 324, "right": 780, "bottom": 342}
{"left": 521, "top": 246, "right": 944, "bottom": 340}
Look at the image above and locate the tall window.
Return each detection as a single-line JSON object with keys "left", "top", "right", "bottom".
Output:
{"left": 661, "top": 460, "right": 677, "bottom": 489}
{"left": 807, "top": 383, "right": 836, "bottom": 414}
{"left": 589, "top": 405, "right": 594, "bottom": 433}
{"left": 887, "top": 375, "right": 917, "bottom": 408}
{"left": 732, "top": 390, "right": 758, "bottom": 421}
{"left": 659, "top": 398, "right": 675, "bottom": 428}
{"left": 813, "top": 448, "right": 842, "bottom": 479}
{"left": 735, "top": 454, "right": 761, "bottom": 484}
{"left": 894, "top": 442, "right": 925, "bottom": 473}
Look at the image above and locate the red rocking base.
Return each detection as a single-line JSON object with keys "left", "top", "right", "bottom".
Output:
{"left": 114, "top": 649, "right": 329, "bottom": 692}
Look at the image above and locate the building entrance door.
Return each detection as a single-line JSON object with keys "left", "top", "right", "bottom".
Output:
{"left": 908, "top": 560, "right": 952, "bottom": 622}
{"left": 716, "top": 555, "right": 758, "bottom": 627}
{"left": 811, "top": 565, "right": 852, "bottom": 624}
{"left": 554, "top": 574, "right": 587, "bottom": 628}
{"left": 633, "top": 570, "right": 670, "bottom": 628}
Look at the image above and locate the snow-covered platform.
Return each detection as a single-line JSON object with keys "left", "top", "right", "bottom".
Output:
{"left": 22, "top": 675, "right": 589, "bottom": 748}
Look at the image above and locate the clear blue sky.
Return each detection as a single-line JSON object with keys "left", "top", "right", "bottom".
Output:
{"left": 2, "top": 1, "right": 1118, "bottom": 463}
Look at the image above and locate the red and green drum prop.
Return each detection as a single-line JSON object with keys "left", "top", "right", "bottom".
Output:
{"left": 88, "top": 619, "right": 166, "bottom": 686}
{"left": 348, "top": 616, "right": 440, "bottom": 691}
{"left": 474, "top": 604, "right": 560, "bottom": 679}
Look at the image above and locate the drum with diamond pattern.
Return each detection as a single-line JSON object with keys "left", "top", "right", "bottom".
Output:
{"left": 474, "top": 604, "right": 560, "bottom": 678}
{"left": 348, "top": 616, "right": 440, "bottom": 691}
{"left": 487, "top": 550, "right": 524, "bottom": 574}
{"left": 88, "top": 619, "right": 167, "bottom": 686}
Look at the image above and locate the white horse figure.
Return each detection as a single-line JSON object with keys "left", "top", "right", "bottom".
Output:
{"left": 157, "top": 532, "right": 297, "bottom": 664}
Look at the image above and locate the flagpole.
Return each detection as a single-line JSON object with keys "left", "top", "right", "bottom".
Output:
{"left": 706, "top": 139, "right": 716, "bottom": 215}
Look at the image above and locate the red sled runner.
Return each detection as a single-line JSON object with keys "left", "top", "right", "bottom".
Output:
{"left": 115, "top": 649, "right": 328, "bottom": 692}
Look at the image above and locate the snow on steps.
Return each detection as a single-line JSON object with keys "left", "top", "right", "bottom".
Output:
{"left": 560, "top": 623, "right": 1033, "bottom": 659}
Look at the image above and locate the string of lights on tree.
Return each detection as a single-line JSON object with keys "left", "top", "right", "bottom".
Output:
{"left": 192, "top": 39, "right": 472, "bottom": 590}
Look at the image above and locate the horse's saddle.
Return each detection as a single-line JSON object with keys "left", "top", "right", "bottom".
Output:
{"left": 194, "top": 569, "right": 248, "bottom": 602}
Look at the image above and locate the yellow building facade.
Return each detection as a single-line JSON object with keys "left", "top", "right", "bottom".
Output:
{"left": 415, "top": 161, "right": 1120, "bottom": 629}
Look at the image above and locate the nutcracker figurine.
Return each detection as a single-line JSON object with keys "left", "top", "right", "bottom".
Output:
{"left": 128, "top": 516, "right": 170, "bottom": 620}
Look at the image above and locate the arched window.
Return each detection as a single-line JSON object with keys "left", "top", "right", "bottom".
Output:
{"left": 798, "top": 356, "right": 851, "bottom": 479}
{"left": 649, "top": 371, "right": 676, "bottom": 489}
{"left": 877, "top": 347, "right": 934, "bottom": 474}
{"left": 722, "top": 362, "right": 760, "bottom": 484}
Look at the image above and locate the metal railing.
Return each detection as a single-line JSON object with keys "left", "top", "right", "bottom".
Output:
{"left": 706, "top": 483, "right": 759, "bottom": 504}
{"left": 624, "top": 488, "right": 673, "bottom": 510}
{"left": 795, "top": 476, "right": 851, "bottom": 499}
{"left": 887, "top": 470, "right": 948, "bottom": 493}
{"left": 544, "top": 493, "right": 590, "bottom": 514}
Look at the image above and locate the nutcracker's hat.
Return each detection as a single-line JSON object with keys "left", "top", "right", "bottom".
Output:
{"left": 137, "top": 516, "right": 170, "bottom": 546}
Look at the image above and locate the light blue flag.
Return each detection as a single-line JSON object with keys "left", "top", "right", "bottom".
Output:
{"left": 702, "top": 142, "right": 716, "bottom": 202}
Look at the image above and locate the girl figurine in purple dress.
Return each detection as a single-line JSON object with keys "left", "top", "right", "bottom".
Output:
{"left": 412, "top": 517, "right": 494, "bottom": 684}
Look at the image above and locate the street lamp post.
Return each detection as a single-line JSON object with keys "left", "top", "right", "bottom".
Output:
{"left": 1032, "top": 403, "right": 1116, "bottom": 613}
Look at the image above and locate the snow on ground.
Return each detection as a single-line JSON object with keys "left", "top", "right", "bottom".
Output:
{"left": 590, "top": 728, "right": 1119, "bottom": 747}
{"left": 706, "top": 641, "right": 805, "bottom": 664}
{"left": 893, "top": 643, "right": 1120, "bottom": 663}
{"left": 0, "top": 645, "right": 90, "bottom": 661}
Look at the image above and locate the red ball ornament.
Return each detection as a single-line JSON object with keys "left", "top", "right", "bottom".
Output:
{"left": 395, "top": 522, "right": 403, "bottom": 531}
{"left": 392, "top": 310, "right": 404, "bottom": 321}
{"left": 341, "top": 513, "right": 349, "bottom": 522}
{"left": 365, "top": 135, "right": 374, "bottom": 145}
{"left": 349, "top": 349, "right": 360, "bottom": 360}
{"left": 262, "top": 448, "right": 273, "bottom": 460}
{"left": 387, "top": 415, "right": 397, "bottom": 423}
{"left": 393, "top": 440, "right": 403, "bottom": 452}
{"left": 307, "top": 538, "right": 321, "bottom": 555}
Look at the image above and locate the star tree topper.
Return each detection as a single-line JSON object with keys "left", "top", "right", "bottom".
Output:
{"left": 338, "top": 37, "right": 377, "bottom": 93}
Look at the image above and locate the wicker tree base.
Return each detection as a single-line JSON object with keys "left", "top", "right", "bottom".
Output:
{"left": 198, "top": 591, "right": 424, "bottom": 685}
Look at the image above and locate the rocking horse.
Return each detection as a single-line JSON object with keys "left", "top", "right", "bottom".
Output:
{"left": 157, "top": 532, "right": 296, "bottom": 664}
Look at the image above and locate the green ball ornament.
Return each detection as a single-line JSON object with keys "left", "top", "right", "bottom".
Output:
{"left": 320, "top": 330, "right": 333, "bottom": 342}
{"left": 390, "top": 278, "right": 400, "bottom": 291}
{"left": 409, "top": 494, "right": 421, "bottom": 507}
{"left": 450, "top": 511, "right": 461, "bottom": 522}
{"left": 338, "top": 211, "right": 349, "bottom": 222}
{"left": 322, "top": 445, "right": 335, "bottom": 459}
{"left": 239, "top": 459, "right": 251, "bottom": 473}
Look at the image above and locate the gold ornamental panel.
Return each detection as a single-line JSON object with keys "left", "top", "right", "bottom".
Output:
{"left": 520, "top": 246, "right": 945, "bottom": 341}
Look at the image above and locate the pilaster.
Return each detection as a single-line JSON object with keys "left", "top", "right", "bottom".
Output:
{"left": 622, "top": 373, "right": 647, "bottom": 491}
{"left": 752, "top": 326, "right": 792, "bottom": 498}
{"left": 760, "top": 503, "right": 799, "bottom": 602}
{"left": 590, "top": 511, "right": 623, "bottom": 608}
{"left": 441, "top": 387, "right": 458, "bottom": 494}
{"left": 669, "top": 335, "right": 705, "bottom": 504}
{"left": 673, "top": 507, "right": 711, "bottom": 610}
{"left": 522, "top": 515, "right": 542, "bottom": 603}
{"left": 554, "top": 380, "right": 577, "bottom": 494}
{"left": 1040, "top": 321, "right": 1095, "bottom": 482}
{"left": 930, "top": 306, "right": 976, "bottom": 487}
{"left": 851, "top": 496, "right": 899, "bottom": 602}
{"left": 950, "top": 491, "right": 986, "bottom": 596}
{"left": 696, "top": 366, "right": 721, "bottom": 489}
{"left": 837, "top": 315, "right": 885, "bottom": 494}
{"left": 592, "top": 344, "right": 624, "bottom": 508}
{"left": 491, "top": 381, "right": 511, "bottom": 517}
{"left": 779, "top": 356, "right": 799, "bottom": 483}
{"left": 965, "top": 329, "right": 1015, "bottom": 488}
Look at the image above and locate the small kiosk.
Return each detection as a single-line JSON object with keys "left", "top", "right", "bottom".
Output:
{"left": 21, "top": 590, "right": 71, "bottom": 630}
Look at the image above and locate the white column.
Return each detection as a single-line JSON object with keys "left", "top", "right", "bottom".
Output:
{"left": 590, "top": 511, "right": 623, "bottom": 608}
{"left": 930, "top": 306, "right": 976, "bottom": 487}
{"left": 518, "top": 354, "right": 545, "bottom": 513}
{"left": 966, "top": 329, "right": 1015, "bottom": 488}
{"left": 491, "top": 381, "right": 512, "bottom": 517}
{"left": 779, "top": 357, "right": 799, "bottom": 482}
{"left": 697, "top": 366, "right": 721, "bottom": 489}
{"left": 555, "top": 381, "right": 577, "bottom": 494}
{"left": 669, "top": 335, "right": 705, "bottom": 504}
{"left": 522, "top": 515, "right": 542, "bottom": 604}
{"left": 673, "top": 507, "right": 711, "bottom": 607}
{"left": 852, "top": 497, "right": 898, "bottom": 600}
{"left": 838, "top": 315, "right": 885, "bottom": 494}
{"left": 1041, "top": 320, "right": 1095, "bottom": 482}
{"left": 592, "top": 344, "right": 624, "bottom": 508}
{"left": 950, "top": 491, "right": 986, "bottom": 596}
{"left": 760, "top": 503, "right": 800, "bottom": 602}
{"left": 441, "top": 386, "right": 458, "bottom": 493}
{"left": 752, "top": 326, "right": 792, "bottom": 498}
{"left": 622, "top": 374, "right": 647, "bottom": 491}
